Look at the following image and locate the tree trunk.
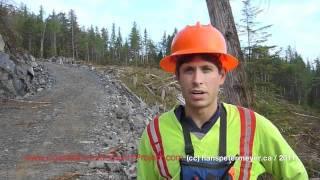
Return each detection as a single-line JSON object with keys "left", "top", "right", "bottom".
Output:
{"left": 71, "top": 20, "right": 75, "bottom": 60}
{"left": 40, "top": 22, "right": 46, "bottom": 58}
{"left": 53, "top": 32, "right": 57, "bottom": 56}
{"left": 86, "top": 42, "right": 89, "bottom": 62}
{"left": 206, "top": 0, "right": 252, "bottom": 107}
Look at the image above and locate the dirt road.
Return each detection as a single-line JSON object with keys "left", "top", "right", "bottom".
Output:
{"left": 0, "top": 62, "right": 148, "bottom": 179}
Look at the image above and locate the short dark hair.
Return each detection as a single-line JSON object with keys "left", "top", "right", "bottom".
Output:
{"left": 175, "top": 53, "right": 222, "bottom": 76}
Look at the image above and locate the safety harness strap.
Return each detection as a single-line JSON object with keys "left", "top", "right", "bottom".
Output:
{"left": 237, "top": 106, "right": 256, "bottom": 180}
{"left": 219, "top": 104, "right": 227, "bottom": 157}
{"left": 180, "top": 115, "right": 195, "bottom": 156}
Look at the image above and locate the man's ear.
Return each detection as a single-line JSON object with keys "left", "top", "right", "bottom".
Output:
{"left": 219, "top": 69, "right": 227, "bottom": 85}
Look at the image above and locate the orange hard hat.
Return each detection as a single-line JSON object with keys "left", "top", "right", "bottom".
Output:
{"left": 159, "top": 22, "right": 239, "bottom": 73}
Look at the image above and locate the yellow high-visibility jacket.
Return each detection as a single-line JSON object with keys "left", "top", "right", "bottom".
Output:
{"left": 137, "top": 103, "right": 308, "bottom": 179}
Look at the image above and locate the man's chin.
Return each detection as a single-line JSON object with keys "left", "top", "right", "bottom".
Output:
{"left": 187, "top": 101, "right": 209, "bottom": 109}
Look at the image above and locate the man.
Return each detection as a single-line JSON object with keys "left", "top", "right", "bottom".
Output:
{"left": 137, "top": 22, "right": 308, "bottom": 179}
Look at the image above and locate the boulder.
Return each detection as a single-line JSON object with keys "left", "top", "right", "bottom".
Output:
{"left": 0, "top": 52, "right": 15, "bottom": 74}
{"left": 0, "top": 70, "right": 9, "bottom": 81}
{"left": 27, "top": 66, "right": 34, "bottom": 77}
{"left": 0, "top": 51, "right": 52, "bottom": 98}
{"left": 12, "top": 77, "right": 27, "bottom": 96}
{"left": 1, "top": 79, "right": 15, "bottom": 94}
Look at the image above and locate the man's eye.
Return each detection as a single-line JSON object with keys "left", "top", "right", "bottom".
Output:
{"left": 202, "top": 68, "right": 212, "bottom": 73}
{"left": 183, "top": 68, "right": 193, "bottom": 74}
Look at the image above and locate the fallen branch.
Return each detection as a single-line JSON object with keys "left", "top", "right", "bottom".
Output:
{"left": 146, "top": 73, "right": 161, "bottom": 80}
{"left": 143, "top": 75, "right": 176, "bottom": 87}
{"left": 292, "top": 112, "right": 320, "bottom": 120}
{"left": 288, "top": 133, "right": 308, "bottom": 137}
{"left": 163, "top": 75, "right": 176, "bottom": 82}
{"left": 159, "top": 80, "right": 178, "bottom": 89}
{"left": 118, "top": 81, "right": 144, "bottom": 105}
{"left": 143, "top": 84, "right": 155, "bottom": 96}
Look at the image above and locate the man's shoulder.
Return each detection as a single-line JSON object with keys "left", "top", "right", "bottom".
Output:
{"left": 222, "top": 102, "right": 256, "bottom": 113}
{"left": 221, "top": 102, "right": 250, "bottom": 116}
{"left": 222, "top": 102, "right": 271, "bottom": 124}
{"left": 157, "top": 105, "right": 181, "bottom": 121}
{"left": 222, "top": 103, "right": 281, "bottom": 138}
{"left": 146, "top": 107, "right": 179, "bottom": 127}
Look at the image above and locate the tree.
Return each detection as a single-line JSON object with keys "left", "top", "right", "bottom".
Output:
{"left": 246, "top": 46, "right": 276, "bottom": 93}
{"left": 87, "top": 25, "right": 95, "bottom": 62}
{"left": 274, "top": 47, "right": 310, "bottom": 104}
{"left": 165, "top": 28, "right": 177, "bottom": 57}
{"left": 129, "top": 21, "right": 141, "bottom": 65}
{"left": 142, "top": 28, "right": 148, "bottom": 64}
{"left": 238, "top": 0, "right": 272, "bottom": 63}
{"left": 38, "top": 5, "right": 46, "bottom": 58}
{"left": 0, "top": 1, "right": 19, "bottom": 53}
{"left": 110, "top": 23, "right": 116, "bottom": 61}
{"left": 47, "top": 10, "right": 60, "bottom": 56}
{"left": 160, "top": 31, "right": 167, "bottom": 57}
{"left": 206, "top": 0, "right": 252, "bottom": 107}
{"left": 53, "top": 12, "right": 68, "bottom": 56}
{"left": 19, "top": 5, "right": 36, "bottom": 53}
{"left": 101, "top": 27, "right": 109, "bottom": 61}
{"left": 95, "top": 26, "right": 104, "bottom": 63}
{"left": 115, "top": 27, "right": 123, "bottom": 63}
{"left": 147, "top": 39, "right": 158, "bottom": 65}
{"left": 123, "top": 39, "right": 130, "bottom": 65}
{"left": 308, "top": 58, "right": 320, "bottom": 107}
{"left": 77, "top": 26, "right": 89, "bottom": 62}
{"left": 68, "top": 9, "right": 77, "bottom": 60}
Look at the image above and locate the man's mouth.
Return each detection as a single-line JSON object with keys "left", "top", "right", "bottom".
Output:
{"left": 190, "top": 90, "right": 207, "bottom": 100}
{"left": 191, "top": 90, "right": 206, "bottom": 95}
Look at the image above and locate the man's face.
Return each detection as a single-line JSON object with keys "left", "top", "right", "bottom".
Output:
{"left": 177, "top": 56, "right": 226, "bottom": 109}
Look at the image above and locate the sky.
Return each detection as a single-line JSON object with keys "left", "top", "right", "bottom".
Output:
{"left": 15, "top": 0, "right": 320, "bottom": 63}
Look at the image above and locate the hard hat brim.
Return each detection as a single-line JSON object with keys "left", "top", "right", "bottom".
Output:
{"left": 159, "top": 51, "right": 239, "bottom": 73}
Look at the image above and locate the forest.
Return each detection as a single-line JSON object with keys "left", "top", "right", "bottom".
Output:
{"left": 1, "top": 1, "right": 319, "bottom": 110}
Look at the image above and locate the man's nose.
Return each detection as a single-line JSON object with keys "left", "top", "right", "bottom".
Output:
{"left": 192, "top": 69, "right": 204, "bottom": 85}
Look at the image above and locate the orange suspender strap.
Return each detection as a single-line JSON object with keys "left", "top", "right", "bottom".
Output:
{"left": 146, "top": 116, "right": 172, "bottom": 179}
{"left": 237, "top": 106, "right": 257, "bottom": 180}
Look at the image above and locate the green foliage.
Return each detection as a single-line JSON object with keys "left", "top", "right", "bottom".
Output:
{"left": 1, "top": 2, "right": 319, "bottom": 110}
{"left": 129, "top": 21, "right": 141, "bottom": 63}
{"left": 0, "top": 3, "right": 178, "bottom": 67}
{"left": 238, "top": 0, "right": 273, "bottom": 62}
{"left": 246, "top": 45, "right": 319, "bottom": 110}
